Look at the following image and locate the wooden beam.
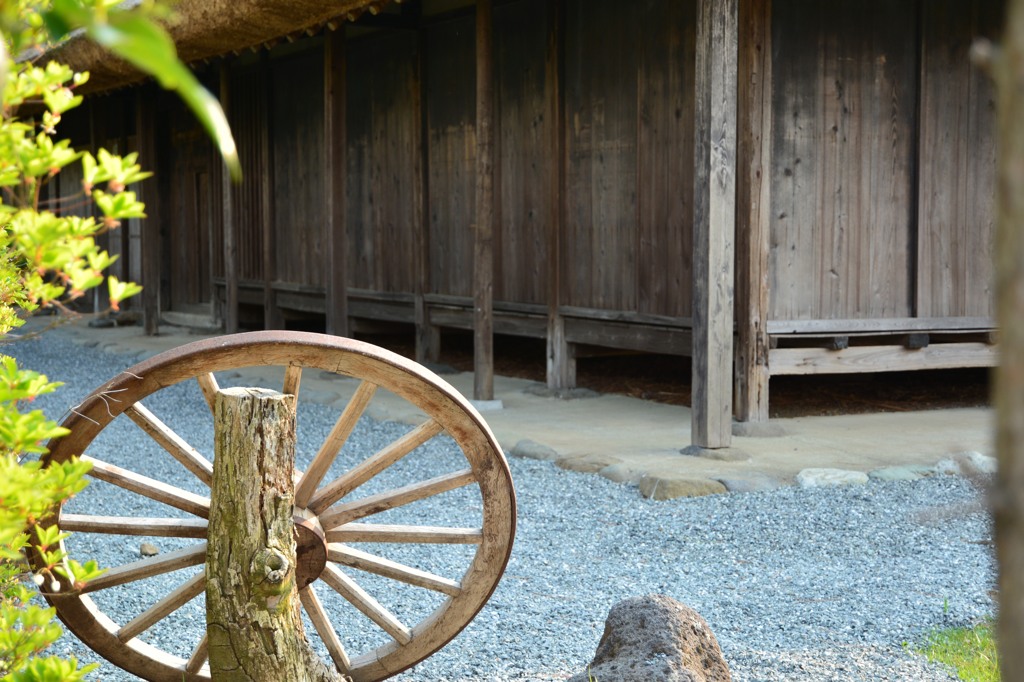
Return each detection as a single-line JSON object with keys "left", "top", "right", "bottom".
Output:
{"left": 692, "top": 0, "right": 739, "bottom": 447}
{"left": 135, "top": 86, "right": 161, "bottom": 336}
{"left": 324, "top": 29, "right": 349, "bottom": 337}
{"left": 545, "top": 0, "right": 572, "bottom": 390}
{"left": 769, "top": 342, "right": 997, "bottom": 376}
{"left": 473, "top": 0, "right": 495, "bottom": 401}
{"left": 220, "top": 63, "right": 239, "bottom": 334}
{"left": 734, "top": 0, "right": 771, "bottom": 423}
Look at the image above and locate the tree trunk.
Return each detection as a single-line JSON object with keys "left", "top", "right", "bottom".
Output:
{"left": 994, "top": 1, "right": 1024, "bottom": 679}
{"left": 206, "top": 387, "right": 345, "bottom": 682}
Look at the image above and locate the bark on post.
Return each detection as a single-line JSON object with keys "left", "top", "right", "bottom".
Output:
{"left": 206, "top": 387, "right": 344, "bottom": 682}
{"left": 992, "top": 0, "right": 1024, "bottom": 677}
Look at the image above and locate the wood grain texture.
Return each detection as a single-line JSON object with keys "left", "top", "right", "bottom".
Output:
{"left": 769, "top": 342, "right": 997, "bottom": 375}
{"left": 917, "top": 0, "right": 1000, "bottom": 318}
{"left": 692, "top": 0, "right": 738, "bottom": 448}
{"left": 769, "top": 0, "right": 916, "bottom": 321}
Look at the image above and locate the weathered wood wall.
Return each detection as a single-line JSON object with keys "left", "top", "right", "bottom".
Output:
{"left": 918, "top": 0, "right": 1001, "bottom": 319}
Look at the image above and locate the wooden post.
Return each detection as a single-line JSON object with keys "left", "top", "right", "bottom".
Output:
{"left": 220, "top": 63, "right": 239, "bottom": 334}
{"left": 136, "top": 87, "right": 161, "bottom": 336}
{"left": 207, "top": 387, "right": 344, "bottom": 681}
{"left": 692, "top": 0, "right": 738, "bottom": 448}
{"left": 262, "top": 52, "right": 283, "bottom": 330}
{"left": 545, "top": 0, "right": 573, "bottom": 391}
{"left": 992, "top": 0, "right": 1024, "bottom": 676}
{"left": 734, "top": 0, "right": 772, "bottom": 423}
{"left": 325, "top": 29, "right": 349, "bottom": 338}
{"left": 474, "top": 0, "right": 495, "bottom": 401}
{"left": 414, "top": 18, "right": 440, "bottom": 363}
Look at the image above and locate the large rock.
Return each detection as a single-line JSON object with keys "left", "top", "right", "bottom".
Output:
{"left": 568, "top": 595, "right": 732, "bottom": 682}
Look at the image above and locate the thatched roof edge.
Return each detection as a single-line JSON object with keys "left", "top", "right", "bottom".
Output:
{"left": 47, "top": 0, "right": 394, "bottom": 93}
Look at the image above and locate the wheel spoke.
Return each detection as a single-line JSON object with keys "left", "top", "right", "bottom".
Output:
{"left": 196, "top": 373, "right": 220, "bottom": 415}
{"left": 80, "top": 543, "right": 207, "bottom": 594}
{"left": 186, "top": 634, "right": 208, "bottom": 674}
{"left": 117, "top": 573, "right": 205, "bottom": 642}
{"left": 328, "top": 543, "right": 461, "bottom": 597}
{"left": 319, "top": 563, "right": 412, "bottom": 645}
{"left": 326, "top": 523, "right": 483, "bottom": 545}
{"left": 60, "top": 514, "right": 207, "bottom": 538}
{"left": 309, "top": 419, "right": 444, "bottom": 513}
{"left": 283, "top": 365, "right": 302, "bottom": 400}
{"left": 295, "top": 381, "right": 378, "bottom": 508}
{"left": 300, "top": 585, "right": 351, "bottom": 673}
{"left": 318, "top": 469, "right": 476, "bottom": 530}
{"left": 84, "top": 456, "right": 211, "bottom": 518}
{"left": 124, "top": 404, "right": 214, "bottom": 486}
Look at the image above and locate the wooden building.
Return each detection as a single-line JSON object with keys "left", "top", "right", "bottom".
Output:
{"left": 51, "top": 0, "right": 1002, "bottom": 447}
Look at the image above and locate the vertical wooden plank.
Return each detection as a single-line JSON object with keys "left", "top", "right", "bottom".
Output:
{"left": 136, "top": 86, "right": 161, "bottom": 336}
{"left": 220, "top": 63, "right": 238, "bottom": 334}
{"left": 546, "top": 0, "right": 572, "bottom": 389}
{"left": 474, "top": 0, "right": 495, "bottom": 401}
{"left": 260, "top": 54, "right": 282, "bottom": 329}
{"left": 325, "top": 29, "right": 349, "bottom": 337}
{"left": 692, "top": 0, "right": 738, "bottom": 448}
{"left": 735, "top": 0, "right": 772, "bottom": 423}
{"left": 414, "top": 19, "right": 440, "bottom": 362}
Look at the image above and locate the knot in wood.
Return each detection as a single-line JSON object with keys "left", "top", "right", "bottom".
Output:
{"left": 252, "top": 548, "right": 292, "bottom": 592}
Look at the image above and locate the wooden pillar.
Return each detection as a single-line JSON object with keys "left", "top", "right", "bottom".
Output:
{"left": 414, "top": 20, "right": 439, "bottom": 363}
{"left": 136, "top": 87, "right": 161, "bottom": 336}
{"left": 324, "top": 29, "right": 349, "bottom": 338}
{"left": 545, "top": 0, "right": 574, "bottom": 391}
{"left": 692, "top": 0, "right": 739, "bottom": 448}
{"left": 734, "top": 0, "right": 772, "bottom": 423}
{"left": 474, "top": 0, "right": 495, "bottom": 401}
{"left": 220, "top": 63, "right": 239, "bottom": 334}
{"left": 262, "top": 53, "right": 282, "bottom": 330}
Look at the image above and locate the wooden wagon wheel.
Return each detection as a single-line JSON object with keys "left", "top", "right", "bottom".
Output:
{"left": 30, "top": 331, "right": 516, "bottom": 682}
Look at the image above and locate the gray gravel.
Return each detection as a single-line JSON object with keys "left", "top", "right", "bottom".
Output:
{"left": 7, "top": 331, "right": 995, "bottom": 681}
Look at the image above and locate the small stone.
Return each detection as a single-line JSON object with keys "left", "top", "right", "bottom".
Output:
{"left": 933, "top": 458, "right": 961, "bottom": 476}
{"left": 567, "top": 594, "right": 732, "bottom": 682}
{"left": 795, "top": 468, "right": 869, "bottom": 488}
{"left": 600, "top": 463, "right": 644, "bottom": 484}
{"left": 509, "top": 439, "right": 559, "bottom": 461}
{"left": 522, "top": 384, "right": 599, "bottom": 400}
{"left": 868, "top": 465, "right": 935, "bottom": 482}
{"left": 88, "top": 316, "right": 116, "bottom": 328}
{"left": 954, "top": 451, "right": 997, "bottom": 476}
{"left": 679, "top": 445, "right": 750, "bottom": 462}
{"left": 639, "top": 476, "right": 727, "bottom": 500}
{"left": 714, "top": 475, "right": 783, "bottom": 493}
{"left": 556, "top": 454, "right": 624, "bottom": 474}
{"left": 140, "top": 542, "right": 159, "bottom": 558}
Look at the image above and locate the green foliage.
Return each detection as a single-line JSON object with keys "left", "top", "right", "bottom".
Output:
{"left": 0, "top": 0, "right": 237, "bottom": 679}
{"left": 919, "top": 620, "right": 999, "bottom": 682}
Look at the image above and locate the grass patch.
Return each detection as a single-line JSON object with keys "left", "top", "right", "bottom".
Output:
{"left": 919, "top": 620, "right": 999, "bottom": 682}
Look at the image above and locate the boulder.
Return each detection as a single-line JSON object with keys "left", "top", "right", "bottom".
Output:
{"left": 568, "top": 595, "right": 731, "bottom": 682}
{"left": 795, "top": 468, "right": 868, "bottom": 488}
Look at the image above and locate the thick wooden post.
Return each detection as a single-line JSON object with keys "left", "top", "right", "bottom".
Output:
{"left": 992, "top": 0, "right": 1024, "bottom": 676}
{"left": 474, "top": 0, "right": 495, "bottom": 401}
{"left": 692, "top": 0, "right": 738, "bottom": 448}
{"left": 325, "top": 29, "right": 349, "bottom": 338}
{"left": 135, "top": 87, "right": 161, "bottom": 336}
{"left": 220, "top": 63, "right": 239, "bottom": 334}
{"left": 545, "top": 0, "right": 574, "bottom": 391}
{"left": 207, "top": 387, "right": 344, "bottom": 682}
{"left": 735, "top": 0, "right": 772, "bottom": 423}
{"left": 261, "top": 52, "right": 283, "bottom": 330}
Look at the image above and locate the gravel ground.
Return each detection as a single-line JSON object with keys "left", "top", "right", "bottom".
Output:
{"left": 7, "top": 331, "right": 996, "bottom": 681}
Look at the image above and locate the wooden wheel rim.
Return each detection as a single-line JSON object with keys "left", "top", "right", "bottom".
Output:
{"left": 34, "top": 331, "right": 517, "bottom": 682}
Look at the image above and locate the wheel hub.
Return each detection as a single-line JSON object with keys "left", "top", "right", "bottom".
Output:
{"left": 292, "top": 512, "right": 328, "bottom": 590}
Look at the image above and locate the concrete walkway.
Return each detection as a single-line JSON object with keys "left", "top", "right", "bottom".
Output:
{"left": 36, "top": 314, "right": 994, "bottom": 498}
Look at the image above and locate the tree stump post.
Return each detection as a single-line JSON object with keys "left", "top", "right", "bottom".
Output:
{"left": 206, "top": 387, "right": 347, "bottom": 682}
